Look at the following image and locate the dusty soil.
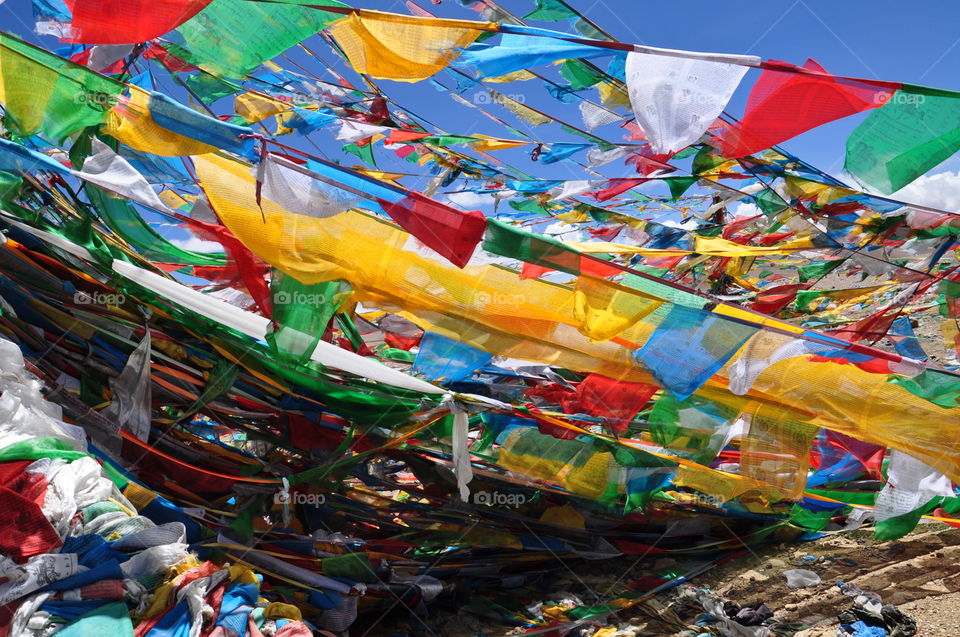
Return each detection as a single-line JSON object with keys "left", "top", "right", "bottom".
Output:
{"left": 606, "top": 521, "right": 960, "bottom": 636}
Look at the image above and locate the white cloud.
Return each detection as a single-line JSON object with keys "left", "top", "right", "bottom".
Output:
{"left": 732, "top": 202, "right": 762, "bottom": 218}
{"left": 169, "top": 236, "right": 223, "bottom": 252}
{"left": 890, "top": 170, "right": 960, "bottom": 212}
{"left": 543, "top": 221, "right": 586, "bottom": 242}
{"left": 444, "top": 191, "right": 496, "bottom": 209}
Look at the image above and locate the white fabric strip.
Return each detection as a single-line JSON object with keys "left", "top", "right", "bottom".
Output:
{"left": 111, "top": 259, "right": 445, "bottom": 395}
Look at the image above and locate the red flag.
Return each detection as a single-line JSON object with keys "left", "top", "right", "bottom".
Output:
{"left": 379, "top": 193, "right": 487, "bottom": 268}
{"left": 67, "top": 0, "right": 214, "bottom": 44}
{"left": 715, "top": 59, "right": 897, "bottom": 158}
{"left": 749, "top": 283, "right": 811, "bottom": 316}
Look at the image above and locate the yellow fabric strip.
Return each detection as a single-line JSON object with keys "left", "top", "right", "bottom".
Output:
{"left": 327, "top": 11, "right": 493, "bottom": 81}
{"left": 104, "top": 86, "right": 217, "bottom": 157}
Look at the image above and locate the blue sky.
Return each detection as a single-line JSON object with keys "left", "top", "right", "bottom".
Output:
{"left": 4, "top": 0, "right": 960, "bottom": 213}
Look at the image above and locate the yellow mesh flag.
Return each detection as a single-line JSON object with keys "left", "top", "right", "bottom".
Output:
{"left": 739, "top": 411, "right": 818, "bottom": 500}
{"left": 104, "top": 86, "right": 217, "bottom": 157}
{"left": 327, "top": 10, "right": 492, "bottom": 81}
{"left": 194, "top": 151, "right": 960, "bottom": 485}
{"left": 234, "top": 91, "right": 291, "bottom": 123}
{"left": 597, "top": 81, "right": 630, "bottom": 108}
{"left": 483, "top": 69, "right": 537, "bottom": 83}
{"left": 471, "top": 134, "right": 529, "bottom": 152}
{"left": 194, "top": 152, "right": 652, "bottom": 378}
{"left": 573, "top": 274, "right": 661, "bottom": 342}
{"left": 671, "top": 463, "right": 785, "bottom": 510}
{"left": 567, "top": 235, "right": 815, "bottom": 257}
{"left": 497, "top": 428, "right": 614, "bottom": 499}
{"left": 488, "top": 90, "right": 552, "bottom": 125}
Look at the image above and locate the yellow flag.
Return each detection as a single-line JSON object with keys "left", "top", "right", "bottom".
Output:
{"left": 327, "top": 10, "right": 492, "bottom": 81}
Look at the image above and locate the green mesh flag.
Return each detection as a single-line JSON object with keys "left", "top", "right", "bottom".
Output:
{"left": 0, "top": 437, "right": 88, "bottom": 462}
{"left": 167, "top": 0, "right": 348, "bottom": 79}
{"left": 268, "top": 271, "right": 349, "bottom": 362}
{"left": 559, "top": 60, "right": 603, "bottom": 90}
{"left": 523, "top": 0, "right": 578, "bottom": 21}
{"left": 321, "top": 553, "right": 377, "bottom": 583}
{"left": 0, "top": 33, "right": 124, "bottom": 141}
{"left": 845, "top": 88, "right": 960, "bottom": 194}
{"left": 342, "top": 142, "right": 376, "bottom": 166}
{"left": 887, "top": 369, "right": 960, "bottom": 408}
{"left": 621, "top": 273, "right": 709, "bottom": 309}
{"left": 666, "top": 176, "right": 698, "bottom": 201}
{"left": 692, "top": 146, "right": 726, "bottom": 174}
{"left": 482, "top": 218, "right": 580, "bottom": 274}
{"left": 0, "top": 171, "right": 21, "bottom": 207}
{"left": 184, "top": 72, "right": 242, "bottom": 104}
{"left": 874, "top": 496, "right": 944, "bottom": 542}
{"left": 753, "top": 188, "right": 789, "bottom": 215}
{"left": 88, "top": 187, "right": 227, "bottom": 266}
{"left": 648, "top": 393, "right": 737, "bottom": 464}
{"left": 797, "top": 258, "right": 844, "bottom": 282}
{"left": 420, "top": 135, "right": 479, "bottom": 146}
{"left": 789, "top": 504, "right": 836, "bottom": 532}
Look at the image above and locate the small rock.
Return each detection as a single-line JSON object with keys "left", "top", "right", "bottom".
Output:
{"left": 887, "top": 591, "right": 909, "bottom": 605}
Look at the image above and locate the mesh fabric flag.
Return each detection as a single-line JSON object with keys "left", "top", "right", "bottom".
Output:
{"left": 566, "top": 374, "right": 658, "bottom": 433}
{"left": 412, "top": 331, "right": 493, "bottom": 384}
{"left": 259, "top": 154, "right": 361, "bottom": 219}
{"left": 625, "top": 51, "right": 748, "bottom": 156}
{"left": 269, "top": 272, "right": 349, "bottom": 362}
{"left": 379, "top": 192, "right": 487, "bottom": 268}
{"left": 0, "top": 33, "right": 123, "bottom": 141}
{"left": 67, "top": 0, "right": 213, "bottom": 44}
{"left": 716, "top": 59, "right": 896, "bottom": 159}
{"left": 635, "top": 305, "right": 757, "bottom": 400}
{"left": 523, "top": 0, "right": 578, "bottom": 21}
{"left": 328, "top": 10, "right": 492, "bottom": 81}
{"left": 148, "top": 92, "right": 255, "bottom": 158}
{"left": 165, "top": 0, "right": 347, "bottom": 78}
{"left": 572, "top": 274, "right": 661, "bottom": 341}
{"left": 889, "top": 316, "right": 927, "bottom": 361}
{"left": 455, "top": 29, "right": 618, "bottom": 79}
{"left": 845, "top": 88, "right": 960, "bottom": 194}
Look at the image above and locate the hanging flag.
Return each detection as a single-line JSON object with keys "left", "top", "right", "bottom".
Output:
{"left": 845, "top": 88, "right": 960, "bottom": 193}
{"left": 625, "top": 51, "right": 748, "bottom": 156}
{"left": 165, "top": 0, "right": 348, "bottom": 78}
{"left": 328, "top": 10, "right": 492, "bottom": 81}
{"left": 564, "top": 374, "right": 658, "bottom": 433}
{"left": 412, "top": 332, "right": 493, "bottom": 383}
{"left": 147, "top": 92, "right": 255, "bottom": 158}
{"left": 716, "top": 59, "right": 897, "bottom": 159}
{"left": 0, "top": 33, "right": 124, "bottom": 141}
{"left": 635, "top": 305, "right": 757, "bottom": 400}
{"left": 67, "top": 0, "right": 213, "bottom": 44}
{"left": 456, "top": 29, "right": 620, "bottom": 79}
{"left": 258, "top": 154, "right": 361, "bottom": 219}
{"left": 379, "top": 192, "right": 487, "bottom": 268}
{"left": 523, "top": 0, "right": 578, "bottom": 21}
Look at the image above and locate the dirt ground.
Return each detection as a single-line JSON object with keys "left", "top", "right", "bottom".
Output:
{"left": 607, "top": 521, "right": 960, "bottom": 636}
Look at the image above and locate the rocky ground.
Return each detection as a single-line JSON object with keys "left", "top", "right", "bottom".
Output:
{"left": 607, "top": 521, "right": 960, "bottom": 636}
